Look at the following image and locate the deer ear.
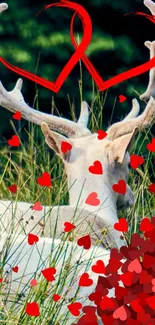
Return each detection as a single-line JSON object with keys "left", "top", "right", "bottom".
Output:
{"left": 41, "top": 122, "right": 72, "bottom": 160}
{"left": 105, "top": 128, "right": 138, "bottom": 165}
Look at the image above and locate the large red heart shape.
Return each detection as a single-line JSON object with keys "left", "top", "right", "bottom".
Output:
{"left": 67, "top": 302, "right": 82, "bottom": 316}
{"left": 79, "top": 273, "right": 93, "bottom": 287}
{"left": 88, "top": 161, "right": 103, "bottom": 175}
{"left": 85, "top": 192, "right": 100, "bottom": 206}
{"left": 1, "top": 1, "right": 155, "bottom": 93}
{"left": 112, "top": 180, "right": 127, "bottom": 195}
{"left": 77, "top": 234, "right": 91, "bottom": 250}
{"left": 91, "top": 260, "right": 106, "bottom": 274}
{"left": 114, "top": 218, "right": 128, "bottom": 232}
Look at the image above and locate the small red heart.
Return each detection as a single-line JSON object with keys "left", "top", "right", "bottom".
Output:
{"left": 146, "top": 296, "right": 155, "bottom": 309}
{"left": 64, "top": 222, "right": 75, "bottom": 232}
{"left": 37, "top": 172, "right": 52, "bottom": 187}
{"left": 113, "top": 305, "right": 127, "bottom": 321}
{"left": 91, "top": 260, "right": 106, "bottom": 274}
{"left": 100, "top": 296, "right": 114, "bottom": 310}
{"left": 79, "top": 273, "right": 93, "bottom": 287}
{"left": 67, "top": 302, "right": 82, "bottom": 316}
{"left": 12, "top": 266, "right": 19, "bottom": 273}
{"left": 120, "top": 272, "right": 134, "bottom": 286}
{"left": 130, "top": 299, "right": 144, "bottom": 313}
{"left": 114, "top": 218, "right": 128, "bottom": 232}
{"left": 61, "top": 141, "right": 72, "bottom": 153}
{"left": 112, "top": 180, "right": 126, "bottom": 194}
{"left": 13, "top": 111, "right": 22, "bottom": 120}
{"left": 146, "top": 138, "right": 155, "bottom": 152}
{"left": 41, "top": 267, "right": 56, "bottom": 282}
{"left": 85, "top": 192, "right": 100, "bottom": 206}
{"left": 97, "top": 130, "right": 107, "bottom": 140}
{"left": 119, "top": 95, "right": 127, "bottom": 103}
{"left": 8, "top": 135, "right": 20, "bottom": 147}
{"left": 140, "top": 218, "right": 154, "bottom": 232}
{"left": 8, "top": 184, "right": 17, "bottom": 193}
{"left": 77, "top": 234, "right": 91, "bottom": 250}
{"left": 25, "top": 302, "right": 40, "bottom": 317}
{"left": 32, "top": 202, "right": 43, "bottom": 211}
{"left": 28, "top": 234, "right": 39, "bottom": 246}
{"left": 30, "top": 279, "right": 38, "bottom": 287}
{"left": 88, "top": 161, "right": 103, "bottom": 175}
{"left": 148, "top": 183, "right": 155, "bottom": 194}
{"left": 0, "top": 278, "right": 2, "bottom": 283}
{"left": 53, "top": 293, "right": 61, "bottom": 302}
{"left": 130, "top": 154, "right": 145, "bottom": 169}
{"left": 128, "top": 259, "right": 142, "bottom": 274}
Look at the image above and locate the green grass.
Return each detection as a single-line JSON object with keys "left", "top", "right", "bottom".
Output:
{"left": 0, "top": 78, "right": 155, "bottom": 324}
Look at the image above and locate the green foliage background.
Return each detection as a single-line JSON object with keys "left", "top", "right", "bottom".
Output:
{"left": 0, "top": 0, "right": 154, "bottom": 136}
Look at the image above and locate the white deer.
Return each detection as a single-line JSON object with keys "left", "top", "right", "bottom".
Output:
{"left": 0, "top": 1, "right": 155, "bottom": 324}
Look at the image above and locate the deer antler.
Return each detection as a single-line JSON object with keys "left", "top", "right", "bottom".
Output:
{"left": 107, "top": 96, "right": 155, "bottom": 140}
{"left": 140, "top": 41, "right": 155, "bottom": 101}
{"left": 144, "top": 0, "right": 155, "bottom": 15}
{"left": 0, "top": 3, "right": 8, "bottom": 13}
{"left": 0, "top": 79, "right": 91, "bottom": 137}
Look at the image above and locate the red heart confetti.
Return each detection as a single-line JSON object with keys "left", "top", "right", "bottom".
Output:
{"left": 12, "top": 266, "right": 19, "bottom": 273}
{"left": 61, "top": 141, "right": 72, "bottom": 153}
{"left": 100, "top": 296, "right": 114, "bottom": 310}
{"left": 113, "top": 306, "right": 128, "bottom": 321}
{"left": 30, "top": 279, "right": 38, "bottom": 287}
{"left": 88, "top": 161, "right": 103, "bottom": 175}
{"left": 79, "top": 273, "right": 93, "bottom": 287}
{"left": 28, "top": 234, "right": 39, "bottom": 246}
{"left": 25, "top": 302, "right": 40, "bottom": 317}
{"left": 130, "top": 155, "right": 145, "bottom": 169}
{"left": 97, "top": 130, "right": 107, "bottom": 140}
{"left": 77, "top": 234, "right": 91, "bottom": 250}
{"left": 8, "top": 135, "right": 20, "bottom": 147}
{"left": 67, "top": 302, "right": 82, "bottom": 316}
{"left": 37, "top": 172, "right": 51, "bottom": 187}
{"left": 32, "top": 202, "right": 43, "bottom": 211}
{"left": 119, "top": 95, "right": 127, "bottom": 103}
{"left": 148, "top": 183, "right": 155, "bottom": 194}
{"left": 8, "top": 184, "right": 17, "bottom": 193}
{"left": 41, "top": 267, "right": 56, "bottom": 282}
{"left": 128, "top": 259, "right": 142, "bottom": 274}
{"left": 146, "top": 138, "right": 155, "bottom": 152}
{"left": 13, "top": 111, "right": 22, "bottom": 120}
{"left": 53, "top": 293, "right": 61, "bottom": 302}
{"left": 64, "top": 222, "right": 75, "bottom": 232}
{"left": 85, "top": 192, "right": 100, "bottom": 206}
{"left": 114, "top": 218, "right": 128, "bottom": 232}
{"left": 112, "top": 180, "right": 127, "bottom": 195}
{"left": 91, "top": 260, "right": 106, "bottom": 274}
{"left": 140, "top": 218, "right": 154, "bottom": 232}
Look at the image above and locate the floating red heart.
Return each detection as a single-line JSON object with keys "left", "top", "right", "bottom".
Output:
{"left": 97, "top": 130, "right": 107, "bottom": 140}
{"left": 64, "top": 222, "right": 75, "bottom": 232}
{"left": 8, "top": 135, "right": 20, "bottom": 147}
{"left": 113, "top": 305, "right": 128, "bottom": 321}
{"left": 12, "top": 266, "right": 19, "bottom": 273}
{"left": 100, "top": 296, "right": 114, "bottom": 310}
{"left": 114, "top": 218, "right": 128, "bottom": 232}
{"left": 148, "top": 183, "right": 155, "bottom": 194}
{"left": 91, "top": 260, "right": 106, "bottom": 274}
{"left": 53, "top": 293, "right": 61, "bottom": 302}
{"left": 37, "top": 172, "right": 52, "bottom": 187}
{"left": 8, "top": 184, "right": 17, "bottom": 193}
{"left": 32, "top": 202, "right": 43, "bottom": 211}
{"left": 130, "top": 155, "right": 145, "bottom": 169}
{"left": 112, "top": 180, "right": 127, "bottom": 195}
{"left": 25, "top": 302, "right": 40, "bottom": 317}
{"left": 28, "top": 234, "right": 39, "bottom": 246}
{"left": 85, "top": 192, "right": 100, "bottom": 206}
{"left": 119, "top": 95, "right": 127, "bottom": 103}
{"left": 79, "top": 273, "right": 93, "bottom": 287}
{"left": 61, "top": 141, "right": 72, "bottom": 154}
{"left": 67, "top": 302, "right": 82, "bottom": 316}
{"left": 30, "top": 279, "right": 38, "bottom": 287}
{"left": 77, "top": 234, "right": 91, "bottom": 250}
{"left": 13, "top": 111, "right": 22, "bottom": 120}
{"left": 146, "top": 138, "right": 155, "bottom": 152}
{"left": 128, "top": 259, "right": 142, "bottom": 274}
{"left": 88, "top": 161, "right": 103, "bottom": 175}
{"left": 41, "top": 267, "right": 56, "bottom": 282}
{"left": 140, "top": 218, "right": 154, "bottom": 232}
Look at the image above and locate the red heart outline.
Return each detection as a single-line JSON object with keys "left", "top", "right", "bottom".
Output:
{"left": 1, "top": 0, "right": 155, "bottom": 93}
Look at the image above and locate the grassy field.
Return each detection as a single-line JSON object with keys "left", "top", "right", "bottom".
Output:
{"left": 0, "top": 81, "right": 155, "bottom": 324}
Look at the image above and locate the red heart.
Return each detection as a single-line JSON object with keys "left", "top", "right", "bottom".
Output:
{"left": 112, "top": 180, "right": 126, "bottom": 195}
{"left": 28, "top": 234, "right": 39, "bottom": 246}
{"left": 130, "top": 155, "right": 145, "bottom": 169}
{"left": 113, "top": 306, "right": 128, "bottom": 321}
{"left": 64, "top": 222, "right": 75, "bottom": 232}
{"left": 61, "top": 141, "right": 72, "bottom": 154}
{"left": 140, "top": 218, "right": 154, "bottom": 232}
{"left": 8, "top": 184, "right": 17, "bottom": 193}
{"left": 120, "top": 272, "right": 134, "bottom": 286}
{"left": 97, "top": 130, "right": 107, "bottom": 140}
{"left": 114, "top": 218, "right": 128, "bottom": 232}
{"left": 85, "top": 192, "right": 100, "bottom": 206}
{"left": 77, "top": 234, "right": 91, "bottom": 250}
{"left": 12, "top": 266, "right": 19, "bottom": 273}
{"left": 53, "top": 293, "right": 61, "bottom": 302}
{"left": 119, "top": 95, "right": 127, "bottom": 102}
{"left": 79, "top": 273, "right": 93, "bottom": 287}
{"left": 146, "top": 296, "right": 155, "bottom": 309}
{"left": 146, "top": 138, "right": 155, "bottom": 152}
{"left": 100, "top": 296, "right": 114, "bottom": 310}
{"left": 130, "top": 299, "right": 144, "bottom": 313}
{"left": 67, "top": 302, "right": 82, "bottom": 316}
{"left": 25, "top": 302, "right": 40, "bottom": 317}
{"left": 88, "top": 161, "right": 103, "bottom": 175}
{"left": 30, "top": 279, "right": 38, "bottom": 287}
{"left": 37, "top": 172, "right": 51, "bottom": 187}
{"left": 128, "top": 259, "right": 142, "bottom": 274}
{"left": 32, "top": 202, "right": 43, "bottom": 211}
{"left": 13, "top": 111, "right": 22, "bottom": 120}
{"left": 91, "top": 260, "right": 106, "bottom": 274}
{"left": 41, "top": 267, "right": 56, "bottom": 282}
{"left": 148, "top": 183, "right": 155, "bottom": 194}
{"left": 8, "top": 135, "right": 20, "bottom": 147}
